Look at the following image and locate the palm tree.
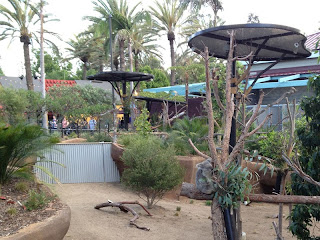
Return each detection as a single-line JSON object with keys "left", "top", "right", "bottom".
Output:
{"left": 0, "top": 0, "right": 39, "bottom": 90}
{"left": 180, "top": 0, "right": 223, "bottom": 27}
{"left": 87, "top": 0, "right": 145, "bottom": 71}
{"left": 0, "top": 0, "right": 59, "bottom": 90}
{"left": 149, "top": 0, "right": 189, "bottom": 85}
{"left": 66, "top": 34, "right": 93, "bottom": 80}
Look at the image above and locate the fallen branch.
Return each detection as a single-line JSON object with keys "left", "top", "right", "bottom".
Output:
{"left": 94, "top": 201, "right": 152, "bottom": 231}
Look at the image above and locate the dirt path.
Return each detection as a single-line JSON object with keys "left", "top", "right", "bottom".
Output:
{"left": 53, "top": 183, "right": 298, "bottom": 240}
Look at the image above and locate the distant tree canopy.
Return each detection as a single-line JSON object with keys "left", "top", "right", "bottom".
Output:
{"left": 32, "top": 49, "right": 75, "bottom": 80}
{"left": 45, "top": 85, "right": 112, "bottom": 125}
{"left": 139, "top": 65, "right": 170, "bottom": 89}
{"left": 0, "top": 87, "right": 44, "bottom": 125}
{"left": 0, "top": 66, "right": 4, "bottom": 76}
{"left": 247, "top": 13, "right": 260, "bottom": 23}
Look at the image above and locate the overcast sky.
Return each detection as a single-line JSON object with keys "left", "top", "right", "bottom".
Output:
{"left": 0, "top": 0, "right": 319, "bottom": 77}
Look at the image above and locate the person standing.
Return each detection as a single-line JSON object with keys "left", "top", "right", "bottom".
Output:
{"left": 89, "top": 118, "right": 96, "bottom": 134}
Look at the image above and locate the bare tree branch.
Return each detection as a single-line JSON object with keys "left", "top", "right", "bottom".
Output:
{"left": 212, "top": 70, "right": 225, "bottom": 112}
{"left": 282, "top": 154, "right": 320, "bottom": 188}
{"left": 188, "top": 138, "right": 210, "bottom": 159}
{"left": 221, "top": 30, "right": 236, "bottom": 164}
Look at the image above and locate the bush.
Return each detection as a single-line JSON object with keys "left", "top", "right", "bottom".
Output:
{"left": 121, "top": 135, "right": 184, "bottom": 208}
{"left": 83, "top": 132, "right": 112, "bottom": 142}
{"left": 0, "top": 124, "right": 56, "bottom": 184}
{"left": 167, "top": 117, "right": 209, "bottom": 156}
{"left": 24, "top": 190, "right": 53, "bottom": 211}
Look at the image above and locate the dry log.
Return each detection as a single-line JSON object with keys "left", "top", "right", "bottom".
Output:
{"left": 180, "top": 182, "right": 213, "bottom": 200}
{"left": 180, "top": 182, "right": 320, "bottom": 204}
{"left": 94, "top": 201, "right": 152, "bottom": 231}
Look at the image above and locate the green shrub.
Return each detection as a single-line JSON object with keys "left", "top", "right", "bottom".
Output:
{"left": 134, "top": 108, "right": 151, "bottom": 136}
{"left": 176, "top": 206, "right": 181, "bottom": 211}
{"left": 167, "top": 117, "right": 209, "bottom": 155}
{"left": 205, "top": 200, "right": 212, "bottom": 206}
{"left": 0, "top": 124, "right": 56, "bottom": 184}
{"left": 83, "top": 132, "right": 112, "bottom": 142}
{"left": 121, "top": 135, "right": 184, "bottom": 209}
{"left": 24, "top": 190, "right": 52, "bottom": 211}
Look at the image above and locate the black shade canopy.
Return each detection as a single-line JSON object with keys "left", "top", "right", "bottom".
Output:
{"left": 188, "top": 23, "right": 311, "bottom": 61}
{"left": 87, "top": 71, "right": 153, "bottom": 82}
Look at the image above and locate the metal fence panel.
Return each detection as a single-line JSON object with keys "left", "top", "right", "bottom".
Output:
{"left": 35, "top": 143, "right": 120, "bottom": 184}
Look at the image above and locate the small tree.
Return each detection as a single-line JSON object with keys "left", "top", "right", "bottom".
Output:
{"left": 121, "top": 135, "right": 184, "bottom": 208}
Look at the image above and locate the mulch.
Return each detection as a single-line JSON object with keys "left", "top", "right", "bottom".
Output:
{"left": 0, "top": 177, "right": 63, "bottom": 237}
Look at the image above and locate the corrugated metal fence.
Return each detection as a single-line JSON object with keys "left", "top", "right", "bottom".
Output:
{"left": 35, "top": 143, "right": 120, "bottom": 184}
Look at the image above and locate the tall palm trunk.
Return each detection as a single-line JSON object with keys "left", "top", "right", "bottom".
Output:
{"left": 168, "top": 33, "right": 176, "bottom": 86}
{"left": 23, "top": 42, "right": 33, "bottom": 91}
{"left": 119, "top": 39, "right": 125, "bottom": 71}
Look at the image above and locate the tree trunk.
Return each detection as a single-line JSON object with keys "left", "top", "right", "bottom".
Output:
{"left": 119, "top": 39, "right": 125, "bottom": 71}
{"left": 169, "top": 37, "right": 176, "bottom": 86}
{"left": 212, "top": 198, "right": 228, "bottom": 239}
{"left": 82, "top": 62, "right": 87, "bottom": 80}
{"left": 23, "top": 42, "right": 34, "bottom": 91}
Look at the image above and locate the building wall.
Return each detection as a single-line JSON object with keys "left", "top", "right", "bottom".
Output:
{"left": 249, "top": 86, "right": 314, "bottom": 106}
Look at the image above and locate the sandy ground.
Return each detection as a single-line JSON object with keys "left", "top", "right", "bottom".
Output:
{"left": 53, "top": 183, "right": 299, "bottom": 240}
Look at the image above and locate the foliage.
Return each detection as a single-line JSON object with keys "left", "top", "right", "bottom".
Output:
{"left": 46, "top": 85, "right": 112, "bottom": 127}
{"left": 167, "top": 117, "right": 209, "bottom": 155}
{"left": 290, "top": 75, "right": 320, "bottom": 239}
{"left": 0, "top": 66, "right": 4, "bottom": 76}
{"left": 82, "top": 132, "right": 112, "bottom": 142}
{"left": 139, "top": 65, "right": 170, "bottom": 89}
{"left": 121, "top": 134, "right": 184, "bottom": 208}
{"left": 139, "top": 91, "right": 185, "bottom": 102}
{"left": 32, "top": 49, "right": 76, "bottom": 80}
{"left": 15, "top": 181, "right": 29, "bottom": 192}
{"left": 134, "top": 108, "right": 151, "bottom": 136}
{"left": 24, "top": 190, "right": 53, "bottom": 211}
{"left": 0, "top": 88, "right": 44, "bottom": 125}
{"left": 245, "top": 130, "right": 287, "bottom": 169}
{"left": 6, "top": 207, "right": 17, "bottom": 216}
{"left": 0, "top": 124, "right": 56, "bottom": 184}
{"left": 214, "top": 164, "right": 252, "bottom": 209}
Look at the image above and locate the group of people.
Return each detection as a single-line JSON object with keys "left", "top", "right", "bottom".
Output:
{"left": 49, "top": 116, "right": 97, "bottom": 133}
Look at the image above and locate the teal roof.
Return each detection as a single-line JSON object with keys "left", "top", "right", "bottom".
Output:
{"left": 143, "top": 72, "right": 312, "bottom": 96}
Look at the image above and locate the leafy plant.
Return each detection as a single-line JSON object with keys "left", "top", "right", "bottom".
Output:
{"left": 24, "top": 190, "right": 53, "bottom": 211}
{"left": 289, "top": 75, "right": 320, "bottom": 239}
{"left": 205, "top": 200, "right": 212, "bottom": 206}
{"left": 121, "top": 135, "right": 184, "bottom": 208}
{"left": 134, "top": 108, "right": 152, "bottom": 136}
{"left": 167, "top": 117, "right": 209, "bottom": 155}
{"left": 0, "top": 124, "right": 57, "bottom": 184}
{"left": 214, "top": 164, "right": 252, "bottom": 209}
{"left": 246, "top": 129, "right": 287, "bottom": 168}
{"left": 176, "top": 206, "right": 181, "bottom": 211}
{"left": 82, "top": 132, "right": 112, "bottom": 142}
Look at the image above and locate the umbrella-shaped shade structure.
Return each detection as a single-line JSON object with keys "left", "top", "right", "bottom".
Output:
{"left": 188, "top": 23, "right": 311, "bottom": 61}
{"left": 87, "top": 71, "right": 153, "bottom": 130}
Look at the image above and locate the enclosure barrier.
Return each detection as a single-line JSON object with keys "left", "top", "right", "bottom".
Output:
{"left": 35, "top": 143, "right": 120, "bottom": 184}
